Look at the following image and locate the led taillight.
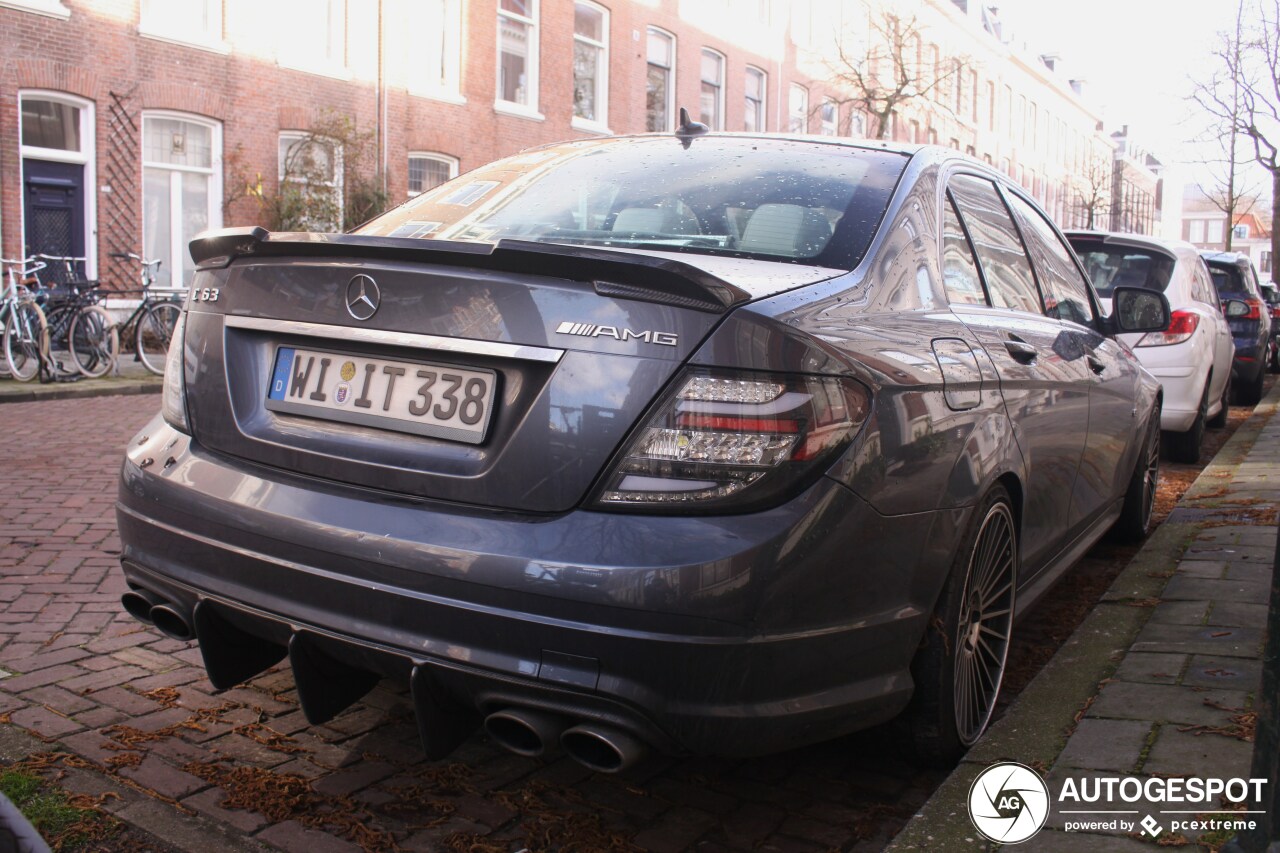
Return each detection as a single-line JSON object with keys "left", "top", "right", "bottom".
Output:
{"left": 1136, "top": 309, "right": 1199, "bottom": 347}
{"left": 594, "top": 369, "right": 870, "bottom": 512}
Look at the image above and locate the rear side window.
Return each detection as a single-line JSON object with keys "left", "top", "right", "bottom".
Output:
{"left": 1207, "top": 265, "right": 1244, "bottom": 297}
{"left": 948, "top": 175, "right": 1041, "bottom": 313}
{"left": 1191, "top": 261, "right": 1220, "bottom": 308}
{"left": 941, "top": 194, "right": 986, "bottom": 305}
{"left": 1068, "top": 239, "right": 1175, "bottom": 296}
{"left": 1005, "top": 193, "right": 1093, "bottom": 326}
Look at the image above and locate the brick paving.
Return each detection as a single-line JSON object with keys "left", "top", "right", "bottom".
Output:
{"left": 0, "top": 395, "right": 942, "bottom": 852}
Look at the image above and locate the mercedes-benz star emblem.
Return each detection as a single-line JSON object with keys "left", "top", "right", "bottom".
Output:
{"left": 346, "top": 274, "right": 380, "bottom": 321}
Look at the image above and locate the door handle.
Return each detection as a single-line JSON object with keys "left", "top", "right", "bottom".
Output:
{"left": 1087, "top": 355, "right": 1106, "bottom": 375}
{"left": 1003, "top": 339, "right": 1038, "bottom": 364}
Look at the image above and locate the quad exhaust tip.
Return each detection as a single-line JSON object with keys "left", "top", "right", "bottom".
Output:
{"left": 149, "top": 604, "right": 195, "bottom": 641}
{"left": 121, "top": 589, "right": 195, "bottom": 641}
{"left": 483, "top": 709, "right": 567, "bottom": 758}
{"left": 121, "top": 589, "right": 163, "bottom": 624}
{"left": 560, "top": 724, "right": 647, "bottom": 774}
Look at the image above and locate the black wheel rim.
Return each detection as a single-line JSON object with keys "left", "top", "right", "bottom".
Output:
{"left": 953, "top": 502, "right": 1016, "bottom": 746}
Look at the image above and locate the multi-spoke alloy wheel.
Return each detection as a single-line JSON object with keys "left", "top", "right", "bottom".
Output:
{"left": 908, "top": 486, "right": 1018, "bottom": 764}
{"left": 952, "top": 501, "right": 1016, "bottom": 746}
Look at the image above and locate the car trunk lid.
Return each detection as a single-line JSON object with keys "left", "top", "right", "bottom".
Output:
{"left": 181, "top": 230, "right": 843, "bottom": 514}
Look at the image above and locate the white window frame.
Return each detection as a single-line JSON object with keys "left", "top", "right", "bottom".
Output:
{"left": 699, "top": 48, "right": 725, "bottom": 131}
{"left": 788, "top": 83, "right": 808, "bottom": 133}
{"left": 645, "top": 27, "right": 676, "bottom": 132}
{"left": 403, "top": 0, "right": 464, "bottom": 103}
{"left": 820, "top": 98, "right": 837, "bottom": 136}
{"left": 18, "top": 90, "right": 97, "bottom": 279}
{"left": 138, "top": 0, "right": 228, "bottom": 53}
{"left": 279, "top": 130, "right": 344, "bottom": 231}
{"left": 407, "top": 152, "right": 459, "bottom": 198}
{"left": 744, "top": 65, "right": 766, "bottom": 132}
{"left": 278, "top": 0, "right": 349, "bottom": 79}
{"left": 0, "top": 0, "right": 69, "bottom": 19}
{"left": 141, "top": 111, "right": 223, "bottom": 290}
{"left": 495, "top": 0, "right": 543, "bottom": 120}
{"left": 571, "top": 0, "right": 610, "bottom": 134}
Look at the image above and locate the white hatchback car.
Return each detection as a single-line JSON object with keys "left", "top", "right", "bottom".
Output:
{"left": 1067, "top": 232, "right": 1235, "bottom": 463}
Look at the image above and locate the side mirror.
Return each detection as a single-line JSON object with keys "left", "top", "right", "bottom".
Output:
{"left": 1111, "top": 286, "right": 1171, "bottom": 334}
{"left": 1224, "top": 299, "right": 1250, "bottom": 318}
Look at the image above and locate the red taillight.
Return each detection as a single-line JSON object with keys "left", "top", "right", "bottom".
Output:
{"left": 595, "top": 369, "right": 871, "bottom": 511}
{"left": 1136, "top": 309, "right": 1199, "bottom": 347}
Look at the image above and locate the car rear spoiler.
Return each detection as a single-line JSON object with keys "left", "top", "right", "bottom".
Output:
{"left": 189, "top": 227, "right": 751, "bottom": 312}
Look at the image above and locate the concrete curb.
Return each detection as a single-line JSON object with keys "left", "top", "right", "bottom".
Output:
{"left": 886, "top": 383, "right": 1280, "bottom": 851}
{"left": 0, "top": 371, "right": 162, "bottom": 404}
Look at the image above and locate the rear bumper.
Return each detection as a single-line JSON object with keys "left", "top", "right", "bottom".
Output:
{"left": 117, "top": 415, "right": 953, "bottom": 757}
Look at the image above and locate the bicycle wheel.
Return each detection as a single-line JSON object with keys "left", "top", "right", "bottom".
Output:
{"left": 68, "top": 305, "right": 119, "bottom": 378}
{"left": 4, "top": 301, "right": 47, "bottom": 382}
{"left": 135, "top": 301, "right": 181, "bottom": 375}
{"left": 0, "top": 307, "right": 10, "bottom": 379}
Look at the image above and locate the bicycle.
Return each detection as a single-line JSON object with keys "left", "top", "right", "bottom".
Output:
{"left": 108, "top": 252, "right": 183, "bottom": 375}
{"left": 0, "top": 257, "right": 50, "bottom": 382}
{"left": 32, "top": 255, "right": 119, "bottom": 380}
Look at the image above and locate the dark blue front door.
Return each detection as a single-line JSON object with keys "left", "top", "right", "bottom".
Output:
{"left": 23, "top": 159, "right": 85, "bottom": 282}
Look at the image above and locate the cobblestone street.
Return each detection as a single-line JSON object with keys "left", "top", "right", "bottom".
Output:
{"left": 0, "top": 396, "right": 944, "bottom": 852}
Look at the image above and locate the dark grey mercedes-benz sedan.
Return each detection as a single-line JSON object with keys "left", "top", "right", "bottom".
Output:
{"left": 117, "top": 133, "right": 1169, "bottom": 772}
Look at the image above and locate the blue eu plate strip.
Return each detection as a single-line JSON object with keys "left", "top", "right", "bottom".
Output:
{"left": 268, "top": 348, "right": 295, "bottom": 401}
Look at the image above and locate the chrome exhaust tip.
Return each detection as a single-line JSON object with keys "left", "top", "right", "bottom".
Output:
{"left": 560, "top": 724, "right": 648, "bottom": 774}
{"left": 149, "top": 603, "right": 195, "bottom": 641}
{"left": 483, "top": 709, "right": 568, "bottom": 758}
{"left": 121, "top": 589, "right": 163, "bottom": 624}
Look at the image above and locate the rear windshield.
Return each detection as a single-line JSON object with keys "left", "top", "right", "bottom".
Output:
{"left": 1068, "top": 240, "right": 1175, "bottom": 296}
{"left": 356, "top": 137, "right": 907, "bottom": 270}
{"left": 1205, "top": 262, "right": 1256, "bottom": 298}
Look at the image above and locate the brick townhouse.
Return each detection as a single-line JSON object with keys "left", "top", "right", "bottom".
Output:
{"left": 0, "top": 0, "right": 1131, "bottom": 296}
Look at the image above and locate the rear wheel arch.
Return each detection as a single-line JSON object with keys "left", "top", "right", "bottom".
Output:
{"left": 995, "top": 472, "right": 1023, "bottom": 552}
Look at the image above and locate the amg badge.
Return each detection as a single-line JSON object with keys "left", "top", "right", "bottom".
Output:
{"left": 555, "top": 321, "right": 678, "bottom": 347}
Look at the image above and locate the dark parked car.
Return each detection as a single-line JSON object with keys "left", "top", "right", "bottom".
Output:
{"left": 1202, "top": 250, "right": 1273, "bottom": 404}
{"left": 1262, "top": 282, "right": 1280, "bottom": 372}
{"left": 117, "top": 134, "right": 1168, "bottom": 771}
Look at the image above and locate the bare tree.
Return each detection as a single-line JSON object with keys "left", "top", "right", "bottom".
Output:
{"left": 1194, "top": 0, "right": 1261, "bottom": 250}
{"left": 1070, "top": 155, "right": 1112, "bottom": 230}
{"left": 824, "top": 10, "right": 967, "bottom": 140}
{"left": 1194, "top": 0, "right": 1280, "bottom": 280}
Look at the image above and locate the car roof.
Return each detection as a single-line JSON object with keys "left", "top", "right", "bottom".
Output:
{"left": 1063, "top": 230, "right": 1198, "bottom": 263}
{"left": 1200, "top": 250, "right": 1253, "bottom": 268}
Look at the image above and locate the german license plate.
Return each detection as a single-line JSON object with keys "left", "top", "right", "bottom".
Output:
{"left": 265, "top": 346, "right": 496, "bottom": 443}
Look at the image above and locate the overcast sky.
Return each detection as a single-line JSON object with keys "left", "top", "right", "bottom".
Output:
{"left": 993, "top": 0, "right": 1268, "bottom": 196}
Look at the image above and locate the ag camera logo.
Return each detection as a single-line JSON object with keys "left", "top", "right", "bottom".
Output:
{"left": 968, "top": 762, "right": 1050, "bottom": 844}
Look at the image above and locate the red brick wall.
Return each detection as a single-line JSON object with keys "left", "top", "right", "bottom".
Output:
{"left": 0, "top": 0, "right": 831, "bottom": 289}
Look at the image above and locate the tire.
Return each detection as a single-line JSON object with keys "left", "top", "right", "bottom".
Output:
{"left": 907, "top": 486, "right": 1017, "bottom": 765}
{"left": 1237, "top": 363, "right": 1265, "bottom": 407}
{"left": 3, "top": 302, "right": 47, "bottom": 382}
{"left": 135, "top": 302, "right": 181, "bottom": 376}
{"left": 68, "top": 305, "right": 119, "bottom": 378}
{"left": 1269, "top": 340, "right": 1280, "bottom": 374}
{"left": 1112, "top": 407, "right": 1161, "bottom": 542}
{"left": 1165, "top": 378, "right": 1208, "bottom": 464}
{"left": 1207, "top": 373, "right": 1230, "bottom": 428}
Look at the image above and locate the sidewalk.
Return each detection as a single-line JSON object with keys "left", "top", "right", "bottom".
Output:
{"left": 0, "top": 360, "right": 161, "bottom": 403}
{"left": 888, "top": 384, "right": 1280, "bottom": 851}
